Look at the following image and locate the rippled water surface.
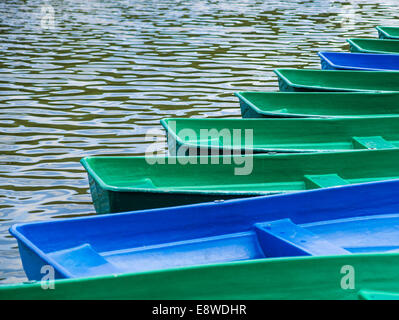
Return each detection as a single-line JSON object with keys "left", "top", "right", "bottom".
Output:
{"left": 1, "top": 0, "right": 399, "bottom": 284}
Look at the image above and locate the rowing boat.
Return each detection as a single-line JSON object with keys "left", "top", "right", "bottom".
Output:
{"left": 81, "top": 149, "right": 399, "bottom": 213}
{"left": 8, "top": 178, "right": 399, "bottom": 293}
{"left": 319, "top": 51, "right": 399, "bottom": 71}
{"left": 376, "top": 26, "right": 399, "bottom": 40}
{"left": 161, "top": 117, "right": 399, "bottom": 155}
{"left": 347, "top": 38, "right": 399, "bottom": 54}
{"left": 275, "top": 69, "right": 399, "bottom": 92}
{"left": 1, "top": 253, "right": 399, "bottom": 299}
{"left": 236, "top": 92, "right": 399, "bottom": 118}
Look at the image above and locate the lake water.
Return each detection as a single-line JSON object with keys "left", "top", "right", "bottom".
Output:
{"left": 1, "top": 0, "right": 399, "bottom": 284}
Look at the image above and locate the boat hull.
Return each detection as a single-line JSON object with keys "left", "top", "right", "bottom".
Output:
{"left": 235, "top": 92, "right": 399, "bottom": 119}
{"left": 10, "top": 178, "right": 399, "bottom": 281}
{"left": 348, "top": 38, "right": 399, "bottom": 54}
{"left": 1, "top": 253, "right": 399, "bottom": 300}
{"left": 81, "top": 149, "right": 399, "bottom": 213}
{"left": 376, "top": 26, "right": 399, "bottom": 40}
{"left": 319, "top": 52, "right": 399, "bottom": 71}
{"left": 275, "top": 69, "right": 399, "bottom": 92}
{"left": 161, "top": 117, "right": 399, "bottom": 155}
{"left": 88, "top": 173, "right": 254, "bottom": 214}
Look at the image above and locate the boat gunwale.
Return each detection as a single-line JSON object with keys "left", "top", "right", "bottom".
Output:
{"left": 161, "top": 117, "right": 328, "bottom": 154}
{"left": 274, "top": 68, "right": 399, "bottom": 92}
{"left": 347, "top": 38, "right": 399, "bottom": 54}
{"left": 234, "top": 91, "right": 308, "bottom": 118}
{"left": 160, "top": 117, "right": 399, "bottom": 154}
{"left": 235, "top": 91, "right": 399, "bottom": 118}
{"left": 81, "top": 148, "right": 399, "bottom": 194}
{"left": 4, "top": 252, "right": 399, "bottom": 295}
{"left": 376, "top": 26, "right": 399, "bottom": 40}
{"left": 9, "top": 225, "right": 75, "bottom": 279}
{"left": 318, "top": 51, "right": 399, "bottom": 72}
{"left": 80, "top": 156, "right": 283, "bottom": 196}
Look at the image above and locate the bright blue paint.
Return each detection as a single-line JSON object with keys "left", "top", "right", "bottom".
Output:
{"left": 10, "top": 179, "right": 399, "bottom": 280}
{"left": 319, "top": 51, "right": 399, "bottom": 71}
{"left": 254, "top": 219, "right": 350, "bottom": 258}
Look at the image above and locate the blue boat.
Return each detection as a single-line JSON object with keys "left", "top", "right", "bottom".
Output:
{"left": 10, "top": 178, "right": 399, "bottom": 280}
{"left": 319, "top": 52, "right": 399, "bottom": 71}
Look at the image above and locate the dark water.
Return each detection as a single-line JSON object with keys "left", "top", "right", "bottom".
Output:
{"left": 1, "top": 0, "right": 399, "bottom": 284}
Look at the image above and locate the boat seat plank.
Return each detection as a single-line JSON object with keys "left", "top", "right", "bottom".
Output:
{"left": 352, "top": 136, "right": 397, "bottom": 150}
{"left": 254, "top": 219, "right": 350, "bottom": 257}
{"left": 48, "top": 244, "right": 121, "bottom": 277}
{"left": 304, "top": 174, "right": 349, "bottom": 189}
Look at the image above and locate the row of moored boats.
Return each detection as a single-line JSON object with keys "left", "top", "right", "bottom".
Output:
{"left": 4, "top": 25, "right": 399, "bottom": 300}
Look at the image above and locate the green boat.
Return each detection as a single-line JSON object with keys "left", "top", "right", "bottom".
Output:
{"left": 161, "top": 117, "right": 399, "bottom": 155}
{"left": 1, "top": 253, "right": 399, "bottom": 300}
{"left": 275, "top": 69, "right": 399, "bottom": 92}
{"left": 348, "top": 38, "right": 399, "bottom": 54}
{"left": 82, "top": 149, "right": 399, "bottom": 213}
{"left": 236, "top": 92, "right": 399, "bottom": 118}
{"left": 358, "top": 290, "right": 399, "bottom": 300}
{"left": 376, "top": 26, "right": 399, "bottom": 40}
